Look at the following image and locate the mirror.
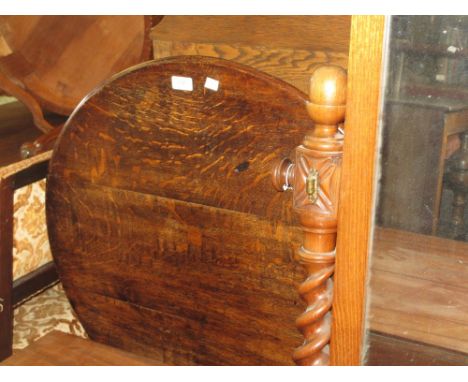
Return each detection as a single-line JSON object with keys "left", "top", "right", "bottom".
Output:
{"left": 363, "top": 16, "right": 468, "bottom": 365}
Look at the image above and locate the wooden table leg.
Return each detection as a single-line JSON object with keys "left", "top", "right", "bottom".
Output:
{"left": 271, "top": 65, "right": 347, "bottom": 365}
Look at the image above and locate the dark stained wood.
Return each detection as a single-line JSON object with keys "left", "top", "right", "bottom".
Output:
{"left": 0, "top": 331, "right": 161, "bottom": 366}
{"left": 11, "top": 159, "right": 48, "bottom": 190}
{"left": 0, "top": 99, "right": 65, "bottom": 162}
{"left": 0, "top": 99, "right": 33, "bottom": 137}
{"left": 377, "top": 101, "right": 466, "bottom": 235}
{"left": 0, "top": 153, "right": 50, "bottom": 361}
{"left": 12, "top": 262, "right": 58, "bottom": 307}
{"left": 0, "top": 176, "right": 14, "bottom": 361}
{"left": 0, "top": 101, "right": 42, "bottom": 166}
{"left": 49, "top": 182, "right": 304, "bottom": 365}
{"left": 48, "top": 57, "right": 311, "bottom": 220}
{"left": 365, "top": 331, "right": 468, "bottom": 366}
{"left": 46, "top": 56, "right": 316, "bottom": 365}
{"left": 445, "top": 132, "right": 468, "bottom": 238}
{"left": 0, "top": 121, "right": 42, "bottom": 166}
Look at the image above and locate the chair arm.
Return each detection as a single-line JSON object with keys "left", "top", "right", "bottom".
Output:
{"left": 0, "top": 151, "right": 53, "bottom": 360}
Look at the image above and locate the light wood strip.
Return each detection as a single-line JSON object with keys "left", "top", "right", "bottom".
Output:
{"left": 150, "top": 16, "right": 351, "bottom": 53}
{"left": 330, "top": 15, "right": 387, "bottom": 365}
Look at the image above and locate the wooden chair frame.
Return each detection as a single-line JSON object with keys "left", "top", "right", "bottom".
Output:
{"left": 0, "top": 153, "right": 58, "bottom": 361}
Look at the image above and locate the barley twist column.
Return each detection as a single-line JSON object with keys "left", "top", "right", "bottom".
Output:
{"left": 272, "top": 65, "right": 347, "bottom": 366}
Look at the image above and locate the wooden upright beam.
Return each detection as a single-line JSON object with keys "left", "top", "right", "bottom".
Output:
{"left": 330, "top": 15, "right": 387, "bottom": 365}
{"left": 0, "top": 177, "right": 14, "bottom": 361}
{"left": 0, "top": 152, "right": 53, "bottom": 361}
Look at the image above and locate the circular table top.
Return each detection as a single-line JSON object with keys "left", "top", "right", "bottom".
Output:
{"left": 46, "top": 56, "right": 312, "bottom": 365}
{"left": 0, "top": 16, "right": 151, "bottom": 115}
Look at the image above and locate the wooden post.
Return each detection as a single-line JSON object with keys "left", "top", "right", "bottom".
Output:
{"left": 272, "top": 65, "right": 347, "bottom": 365}
{"left": 331, "top": 16, "right": 386, "bottom": 366}
{"left": 0, "top": 154, "right": 53, "bottom": 361}
{"left": 0, "top": 177, "right": 14, "bottom": 361}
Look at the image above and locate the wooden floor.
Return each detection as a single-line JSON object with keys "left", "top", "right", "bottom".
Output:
{"left": 2, "top": 329, "right": 467, "bottom": 366}
{"left": 366, "top": 227, "right": 468, "bottom": 361}
{"left": 366, "top": 331, "right": 468, "bottom": 365}
{"left": 0, "top": 331, "right": 162, "bottom": 366}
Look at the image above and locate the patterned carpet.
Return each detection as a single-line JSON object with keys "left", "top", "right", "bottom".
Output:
{"left": 13, "top": 283, "right": 87, "bottom": 349}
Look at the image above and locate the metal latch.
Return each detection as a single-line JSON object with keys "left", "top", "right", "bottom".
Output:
{"left": 306, "top": 168, "right": 319, "bottom": 203}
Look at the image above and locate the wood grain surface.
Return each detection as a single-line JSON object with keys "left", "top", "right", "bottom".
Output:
{"left": 0, "top": 331, "right": 161, "bottom": 366}
{"left": 365, "top": 331, "right": 468, "bottom": 366}
{"left": 150, "top": 16, "right": 351, "bottom": 52}
{"left": 151, "top": 16, "right": 350, "bottom": 95}
{"left": 153, "top": 41, "right": 349, "bottom": 96}
{"left": 330, "top": 16, "right": 386, "bottom": 365}
{"left": 366, "top": 227, "right": 468, "bottom": 356}
{"left": 0, "top": 16, "right": 151, "bottom": 115}
{"left": 46, "top": 56, "right": 314, "bottom": 365}
{"left": 269, "top": 65, "right": 347, "bottom": 366}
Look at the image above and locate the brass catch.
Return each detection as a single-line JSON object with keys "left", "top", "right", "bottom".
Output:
{"left": 306, "top": 168, "right": 319, "bottom": 203}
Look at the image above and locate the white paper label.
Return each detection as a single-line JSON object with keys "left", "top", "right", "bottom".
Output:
{"left": 204, "top": 77, "right": 219, "bottom": 91}
{"left": 171, "top": 76, "right": 193, "bottom": 91}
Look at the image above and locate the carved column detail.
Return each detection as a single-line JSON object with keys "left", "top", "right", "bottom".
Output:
{"left": 272, "top": 65, "right": 347, "bottom": 366}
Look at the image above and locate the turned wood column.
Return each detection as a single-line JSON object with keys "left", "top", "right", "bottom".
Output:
{"left": 272, "top": 65, "right": 346, "bottom": 366}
